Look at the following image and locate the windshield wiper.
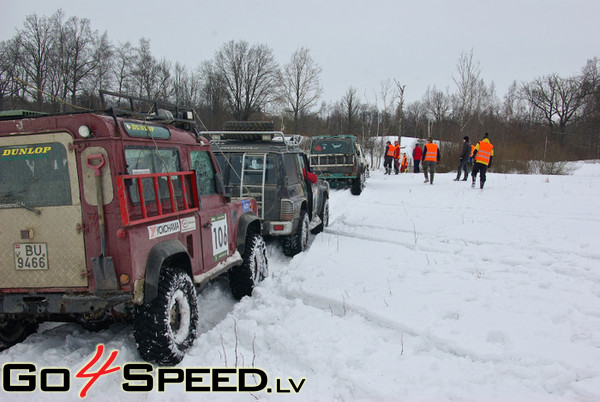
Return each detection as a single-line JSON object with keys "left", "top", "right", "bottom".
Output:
{"left": 20, "top": 202, "right": 42, "bottom": 215}
{"left": 0, "top": 200, "right": 42, "bottom": 215}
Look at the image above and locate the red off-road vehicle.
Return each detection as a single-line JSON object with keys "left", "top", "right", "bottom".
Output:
{"left": 0, "top": 92, "right": 268, "bottom": 365}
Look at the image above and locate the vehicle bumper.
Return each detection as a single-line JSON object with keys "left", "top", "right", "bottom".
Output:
{"left": 0, "top": 292, "right": 133, "bottom": 316}
{"left": 267, "top": 221, "right": 294, "bottom": 236}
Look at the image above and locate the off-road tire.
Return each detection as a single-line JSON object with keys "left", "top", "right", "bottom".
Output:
{"left": 229, "top": 233, "right": 268, "bottom": 300}
{"left": 351, "top": 172, "right": 364, "bottom": 195}
{"left": 134, "top": 266, "right": 199, "bottom": 365}
{"left": 282, "top": 211, "right": 309, "bottom": 256}
{"left": 311, "top": 197, "right": 329, "bottom": 234}
{"left": 0, "top": 319, "right": 38, "bottom": 351}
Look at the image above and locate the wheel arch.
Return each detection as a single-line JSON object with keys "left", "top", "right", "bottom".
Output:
{"left": 142, "top": 239, "right": 191, "bottom": 304}
{"left": 236, "top": 212, "right": 261, "bottom": 255}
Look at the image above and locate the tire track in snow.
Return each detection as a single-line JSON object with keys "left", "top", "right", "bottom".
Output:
{"left": 276, "top": 283, "right": 591, "bottom": 381}
{"left": 327, "top": 218, "right": 600, "bottom": 262}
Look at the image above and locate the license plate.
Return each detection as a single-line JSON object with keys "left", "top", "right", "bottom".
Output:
{"left": 14, "top": 243, "right": 48, "bottom": 270}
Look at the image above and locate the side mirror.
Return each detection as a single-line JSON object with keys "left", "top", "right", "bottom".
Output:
{"left": 215, "top": 172, "right": 231, "bottom": 202}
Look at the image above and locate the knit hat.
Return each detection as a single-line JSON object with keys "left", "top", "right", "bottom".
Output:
{"left": 463, "top": 136, "right": 469, "bottom": 141}
{"left": 484, "top": 132, "right": 489, "bottom": 138}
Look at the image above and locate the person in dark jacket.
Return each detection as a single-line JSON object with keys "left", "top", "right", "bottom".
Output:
{"left": 383, "top": 141, "right": 394, "bottom": 175}
{"left": 453, "top": 136, "right": 471, "bottom": 181}
{"left": 412, "top": 143, "right": 422, "bottom": 173}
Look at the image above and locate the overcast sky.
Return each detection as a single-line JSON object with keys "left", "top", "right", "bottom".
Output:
{"left": 1, "top": 0, "right": 599, "bottom": 105}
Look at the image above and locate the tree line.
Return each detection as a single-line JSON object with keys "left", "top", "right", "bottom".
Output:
{"left": 1, "top": 10, "right": 599, "bottom": 169}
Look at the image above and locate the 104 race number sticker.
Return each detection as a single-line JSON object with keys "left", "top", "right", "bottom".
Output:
{"left": 211, "top": 214, "right": 228, "bottom": 261}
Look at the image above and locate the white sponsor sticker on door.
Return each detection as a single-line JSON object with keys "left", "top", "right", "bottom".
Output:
{"left": 148, "top": 219, "right": 181, "bottom": 239}
{"left": 211, "top": 214, "right": 228, "bottom": 261}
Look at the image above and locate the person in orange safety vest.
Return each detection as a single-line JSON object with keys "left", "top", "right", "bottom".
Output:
{"left": 383, "top": 141, "right": 394, "bottom": 175}
{"left": 421, "top": 137, "right": 440, "bottom": 184}
{"left": 400, "top": 153, "right": 408, "bottom": 173}
{"left": 471, "top": 132, "right": 494, "bottom": 189}
{"left": 393, "top": 141, "right": 401, "bottom": 174}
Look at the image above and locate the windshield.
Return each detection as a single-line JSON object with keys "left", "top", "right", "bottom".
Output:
{"left": 0, "top": 142, "right": 72, "bottom": 208}
{"left": 311, "top": 139, "right": 352, "bottom": 155}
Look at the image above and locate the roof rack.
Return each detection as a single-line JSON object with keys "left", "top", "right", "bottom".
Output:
{"left": 99, "top": 90, "right": 197, "bottom": 131}
{"left": 0, "top": 110, "right": 48, "bottom": 120}
{"left": 204, "top": 131, "right": 302, "bottom": 151}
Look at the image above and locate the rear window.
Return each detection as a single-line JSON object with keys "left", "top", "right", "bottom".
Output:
{"left": 216, "top": 153, "right": 276, "bottom": 186}
{"left": 311, "top": 139, "right": 352, "bottom": 155}
{"left": 0, "top": 143, "right": 72, "bottom": 207}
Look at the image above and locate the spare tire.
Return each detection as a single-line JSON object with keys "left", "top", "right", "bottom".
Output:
{"left": 223, "top": 121, "right": 275, "bottom": 131}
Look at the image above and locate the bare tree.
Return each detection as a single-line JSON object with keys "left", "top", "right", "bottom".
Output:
{"left": 51, "top": 12, "right": 99, "bottom": 109}
{"left": 520, "top": 73, "right": 590, "bottom": 134}
{"left": 379, "top": 79, "right": 400, "bottom": 138}
{"left": 91, "top": 31, "right": 113, "bottom": 94}
{"left": 132, "top": 38, "right": 157, "bottom": 99}
{"left": 281, "top": 47, "right": 322, "bottom": 133}
{"left": 394, "top": 80, "right": 406, "bottom": 143}
{"left": 341, "top": 87, "right": 361, "bottom": 133}
{"left": 502, "top": 81, "right": 529, "bottom": 122}
{"left": 423, "top": 86, "right": 451, "bottom": 122}
{"left": 405, "top": 100, "right": 428, "bottom": 138}
{"left": 18, "top": 13, "right": 55, "bottom": 107}
{"left": 452, "top": 49, "right": 481, "bottom": 133}
{"left": 113, "top": 41, "right": 135, "bottom": 95}
{"left": 422, "top": 85, "right": 451, "bottom": 138}
{"left": 153, "top": 57, "right": 172, "bottom": 100}
{"left": 213, "top": 40, "right": 281, "bottom": 120}
{"left": 580, "top": 57, "right": 600, "bottom": 120}
{"left": 0, "top": 39, "right": 24, "bottom": 109}
{"left": 172, "top": 62, "right": 188, "bottom": 105}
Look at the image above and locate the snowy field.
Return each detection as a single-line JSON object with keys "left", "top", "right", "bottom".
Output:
{"left": 2, "top": 162, "right": 600, "bottom": 401}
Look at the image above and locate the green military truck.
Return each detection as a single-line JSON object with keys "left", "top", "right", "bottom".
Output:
{"left": 309, "top": 135, "right": 368, "bottom": 195}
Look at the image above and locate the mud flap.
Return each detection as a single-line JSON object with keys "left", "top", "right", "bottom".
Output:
{"left": 308, "top": 216, "right": 322, "bottom": 232}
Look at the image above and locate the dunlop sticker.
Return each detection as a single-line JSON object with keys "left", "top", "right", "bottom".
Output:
{"left": 1, "top": 146, "right": 52, "bottom": 160}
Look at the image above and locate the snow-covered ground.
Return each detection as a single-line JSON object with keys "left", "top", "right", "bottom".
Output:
{"left": 2, "top": 162, "right": 600, "bottom": 401}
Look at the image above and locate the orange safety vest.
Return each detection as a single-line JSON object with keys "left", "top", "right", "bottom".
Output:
{"left": 475, "top": 141, "right": 493, "bottom": 165}
{"left": 386, "top": 144, "right": 395, "bottom": 157}
{"left": 470, "top": 144, "right": 476, "bottom": 157}
{"left": 393, "top": 145, "right": 400, "bottom": 159}
{"left": 424, "top": 143, "right": 438, "bottom": 162}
